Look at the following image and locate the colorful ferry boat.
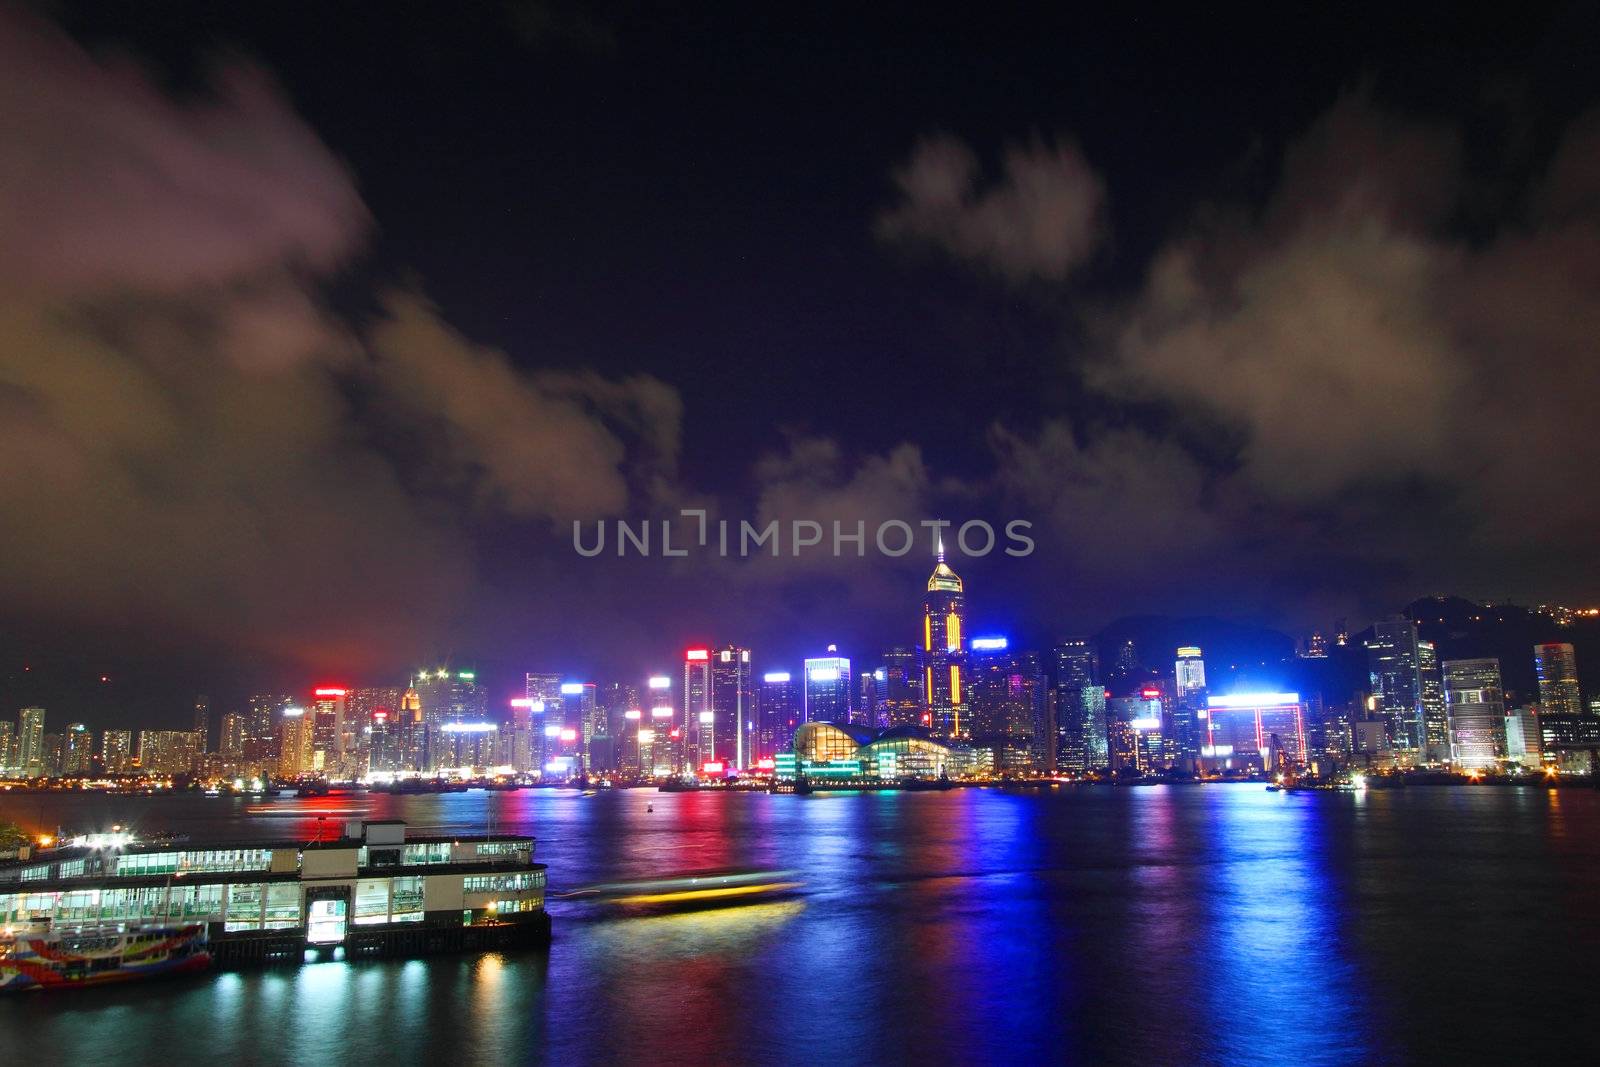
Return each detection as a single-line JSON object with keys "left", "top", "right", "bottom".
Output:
{"left": 1, "top": 922, "right": 210, "bottom": 991}
{"left": 1, "top": 819, "right": 549, "bottom": 975}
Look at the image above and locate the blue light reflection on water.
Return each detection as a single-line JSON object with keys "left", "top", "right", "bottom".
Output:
{"left": 5, "top": 784, "right": 1600, "bottom": 1065}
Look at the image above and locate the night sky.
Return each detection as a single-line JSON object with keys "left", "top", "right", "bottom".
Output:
{"left": 3, "top": 2, "right": 1599, "bottom": 723}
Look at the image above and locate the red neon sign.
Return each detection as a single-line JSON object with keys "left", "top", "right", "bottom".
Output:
{"left": 685, "top": 648, "right": 709, "bottom": 661}
{"left": 314, "top": 688, "right": 347, "bottom": 697}
{"left": 1141, "top": 688, "right": 1161, "bottom": 699}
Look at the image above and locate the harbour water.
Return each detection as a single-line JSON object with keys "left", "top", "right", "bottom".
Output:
{"left": 4, "top": 783, "right": 1599, "bottom": 1065}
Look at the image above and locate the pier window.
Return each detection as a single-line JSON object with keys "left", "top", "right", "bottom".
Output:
{"left": 391, "top": 876, "right": 424, "bottom": 922}
{"left": 226, "top": 884, "right": 264, "bottom": 931}
{"left": 402, "top": 842, "right": 454, "bottom": 866}
{"left": 264, "top": 883, "right": 301, "bottom": 928}
{"left": 353, "top": 879, "right": 391, "bottom": 925}
{"left": 463, "top": 872, "right": 545, "bottom": 893}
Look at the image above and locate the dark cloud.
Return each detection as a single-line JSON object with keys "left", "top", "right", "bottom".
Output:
{"left": 0, "top": 7, "right": 678, "bottom": 675}
{"left": 882, "top": 95, "right": 1600, "bottom": 622}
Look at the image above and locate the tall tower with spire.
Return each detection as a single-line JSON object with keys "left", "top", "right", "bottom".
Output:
{"left": 922, "top": 540, "right": 968, "bottom": 738}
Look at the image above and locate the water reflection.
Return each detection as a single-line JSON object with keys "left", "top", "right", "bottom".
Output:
{"left": 6, "top": 785, "right": 1600, "bottom": 1065}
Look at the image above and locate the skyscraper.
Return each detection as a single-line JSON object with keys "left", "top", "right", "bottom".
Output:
{"left": 683, "top": 649, "right": 713, "bottom": 771}
{"left": 1442, "top": 658, "right": 1507, "bottom": 770}
{"left": 309, "top": 687, "right": 348, "bottom": 773}
{"left": 642, "top": 674, "right": 675, "bottom": 777}
{"left": 922, "top": 546, "right": 967, "bottom": 737}
{"left": 969, "top": 639, "right": 1046, "bottom": 771}
{"left": 221, "top": 711, "right": 247, "bottom": 763}
{"left": 414, "top": 669, "right": 488, "bottom": 769}
{"left": 804, "top": 647, "right": 852, "bottom": 724}
{"left": 710, "top": 645, "right": 754, "bottom": 768}
{"left": 1173, "top": 646, "right": 1208, "bottom": 766}
{"left": 858, "top": 671, "right": 881, "bottom": 728}
{"left": 62, "top": 723, "right": 93, "bottom": 775}
{"left": 880, "top": 646, "right": 923, "bottom": 727}
{"left": 138, "top": 730, "right": 202, "bottom": 776}
{"left": 278, "top": 707, "right": 313, "bottom": 778}
{"left": 757, "top": 671, "right": 800, "bottom": 760}
{"left": 100, "top": 729, "right": 132, "bottom": 774}
{"left": 1367, "top": 617, "right": 1425, "bottom": 754}
{"left": 1417, "top": 641, "right": 1449, "bottom": 763}
{"left": 16, "top": 707, "right": 44, "bottom": 777}
{"left": 192, "top": 696, "right": 210, "bottom": 753}
{"left": 525, "top": 673, "right": 564, "bottom": 775}
{"left": 1052, "top": 640, "right": 1101, "bottom": 772}
{"left": 245, "top": 694, "right": 289, "bottom": 766}
{"left": 1534, "top": 643, "right": 1583, "bottom": 717}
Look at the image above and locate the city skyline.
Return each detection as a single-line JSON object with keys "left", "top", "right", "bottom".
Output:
{"left": 5, "top": 552, "right": 1596, "bottom": 781}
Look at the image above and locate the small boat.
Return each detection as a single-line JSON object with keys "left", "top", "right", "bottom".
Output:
{"left": 1, "top": 923, "right": 211, "bottom": 992}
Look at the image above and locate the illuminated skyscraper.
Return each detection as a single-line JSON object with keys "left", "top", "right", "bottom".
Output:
{"left": 191, "top": 697, "right": 210, "bottom": 753}
{"left": 524, "top": 673, "right": 564, "bottom": 774}
{"left": 99, "top": 729, "right": 132, "bottom": 774}
{"left": 1367, "top": 617, "right": 1425, "bottom": 753}
{"left": 245, "top": 694, "right": 289, "bottom": 766}
{"left": 1108, "top": 689, "right": 1166, "bottom": 774}
{"left": 1417, "top": 641, "right": 1449, "bottom": 763}
{"left": 309, "top": 687, "right": 349, "bottom": 772}
{"left": 558, "top": 682, "right": 600, "bottom": 772}
{"left": 345, "top": 687, "right": 402, "bottom": 776}
{"left": 969, "top": 638, "right": 1046, "bottom": 771}
{"left": 220, "top": 712, "right": 247, "bottom": 763}
{"left": 1052, "top": 640, "right": 1101, "bottom": 772}
{"left": 0, "top": 722, "right": 12, "bottom": 771}
{"left": 1534, "top": 643, "right": 1583, "bottom": 717}
{"left": 683, "top": 649, "right": 713, "bottom": 772}
{"left": 641, "top": 674, "right": 675, "bottom": 777}
{"left": 858, "top": 672, "right": 880, "bottom": 727}
{"left": 16, "top": 707, "right": 44, "bottom": 777}
{"left": 710, "top": 646, "right": 754, "bottom": 768}
{"left": 1442, "top": 658, "right": 1507, "bottom": 769}
{"left": 922, "top": 546, "right": 967, "bottom": 737}
{"left": 62, "top": 723, "right": 93, "bottom": 775}
{"left": 757, "top": 671, "right": 800, "bottom": 760}
{"left": 1173, "top": 646, "right": 1208, "bottom": 765}
{"left": 278, "top": 707, "right": 313, "bottom": 778}
{"left": 414, "top": 669, "right": 487, "bottom": 770}
{"left": 804, "top": 647, "right": 852, "bottom": 724}
{"left": 1175, "top": 647, "right": 1206, "bottom": 697}
{"left": 880, "top": 646, "right": 923, "bottom": 727}
{"left": 137, "top": 730, "right": 202, "bottom": 776}
{"left": 397, "top": 687, "right": 426, "bottom": 771}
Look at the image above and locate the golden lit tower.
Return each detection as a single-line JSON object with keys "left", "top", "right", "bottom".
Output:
{"left": 922, "top": 541, "right": 967, "bottom": 738}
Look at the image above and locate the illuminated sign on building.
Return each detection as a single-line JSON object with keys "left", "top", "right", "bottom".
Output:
{"left": 648, "top": 676, "right": 671, "bottom": 689}
{"left": 560, "top": 683, "right": 586, "bottom": 695}
{"left": 763, "top": 672, "right": 792, "bottom": 683}
{"left": 970, "top": 637, "right": 1008, "bottom": 651}
{"left": 1207, "top": 692, "right": 1300, "bottom": 708}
